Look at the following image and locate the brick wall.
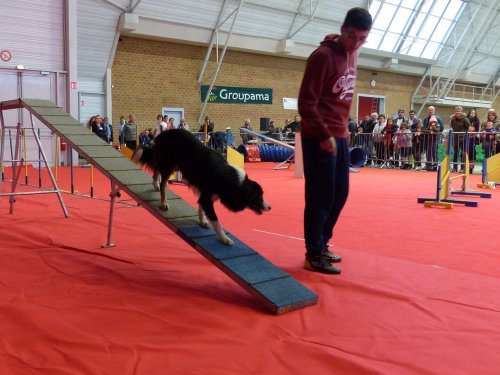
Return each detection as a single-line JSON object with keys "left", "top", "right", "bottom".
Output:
{"left": 112, "top": 37, "right": 305, "bottom": 140}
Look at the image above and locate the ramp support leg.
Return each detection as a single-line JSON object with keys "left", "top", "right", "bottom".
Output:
{"left": 273, "top": 152, "right": 294, "bottom": 170}
{"left": 29, "top": 114, "right": 69, "bottom": 218}
{"left": 102, "top": 182, "right": 120, "bottom": 248}
{"left": 8, "top": 123, "right": 23, "bottom": 213}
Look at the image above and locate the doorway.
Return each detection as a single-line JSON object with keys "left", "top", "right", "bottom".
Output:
{"left": 357, "top": 95, "right": 385, "bottom": 123}
{"left": 162, "top": 107, "right": 184, "bottom": 129}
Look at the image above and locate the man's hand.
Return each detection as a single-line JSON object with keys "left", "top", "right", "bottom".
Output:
{"left": 320, "top": 136, "right": 336, "bottom": 155}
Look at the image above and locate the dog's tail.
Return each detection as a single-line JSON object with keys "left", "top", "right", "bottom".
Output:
{"left": 132, "top": 147, "right": 155, "bottom": 171}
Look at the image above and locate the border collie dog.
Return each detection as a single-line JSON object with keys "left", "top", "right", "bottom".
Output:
{"left": 132, "top": 129, "right": 271, "bottom": 245}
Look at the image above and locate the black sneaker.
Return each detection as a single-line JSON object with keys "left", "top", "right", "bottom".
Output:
{"left": 304, "top": 255, "right": 341, "bottom": 274}
{"left": 322, "top": 249, "right": 342, "bottom": 263}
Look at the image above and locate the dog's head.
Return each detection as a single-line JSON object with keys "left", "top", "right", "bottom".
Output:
{"left": 241, "top": 178, "right": 271, "bottom": 215}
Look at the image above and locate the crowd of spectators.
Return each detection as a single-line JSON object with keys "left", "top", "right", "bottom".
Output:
{"left": 350, "top": 106, "right": 499, "bottom": 172}
{"left": 89, "top": 113, "right": 192, "bottom": 150}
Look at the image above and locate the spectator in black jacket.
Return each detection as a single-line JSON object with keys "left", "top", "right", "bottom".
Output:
{"left": 91, "top": 115, "right": 107, "bottom": 142}
{"left": 408, "top": 110, "right": 421, "bottom": 131}
{"left": 283, "top": 114, "right": 301, "bottom": 135}
{"left": 102, "top": 117, "right": 113, "bottom": 144}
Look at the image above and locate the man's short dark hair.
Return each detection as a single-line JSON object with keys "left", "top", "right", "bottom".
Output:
{"left": 343, "top": 8, "right": 373, "bottom": 31}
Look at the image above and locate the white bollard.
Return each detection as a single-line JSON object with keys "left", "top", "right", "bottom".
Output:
{"left": 294, "top": 132, "right": 304, "bottom": 178}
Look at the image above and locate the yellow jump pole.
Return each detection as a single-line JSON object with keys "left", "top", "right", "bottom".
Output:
{"left": 135, "top": 126, "right": 139, "bottom": 149}
{"left": 23, "top": 128, "right": 28, "bottom": 184}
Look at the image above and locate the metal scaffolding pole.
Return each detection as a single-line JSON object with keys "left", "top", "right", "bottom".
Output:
{"left": 197, "top": 0, "right": 245, "bottom": 124}
{"left": 410, "top": 0, "right": 496, "bottom": 117}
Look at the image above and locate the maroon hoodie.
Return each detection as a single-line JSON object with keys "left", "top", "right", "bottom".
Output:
{"left": 298, "top": 34, "right": 357, "bottom": 141}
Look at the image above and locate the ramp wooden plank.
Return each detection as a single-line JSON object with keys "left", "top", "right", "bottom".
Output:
{"left": 189, "top": 234, "right": 256, "bottom": 260}
{"left": 79, "top": 145, "right": 123, "bottom": 158}
{"left": 64, "top": 134, "right": 109, "bottom": 146}
{"left": 221, "top": 254, "right": 288, "bottom": 285}
{"left": 50, "top": 125, "right": 91, "bottom": 135}
{"left": 28, "top": 106, "right": 69, "bottom": 116}
{"left": 135, "top": 190, "right": 180, "bottom": 203}
{"left": 169, "top": 217, "right": 204, "bottom": 229}
{"left": 174, "top": 224, "right": 227, "bottom": 236}
{"left": 127, "top": 183, "right": 180, "bottom": 201}
{"left": 92, "top": 157, "right": 141, "bottom": 172}
{"left": 252, "top": 277, "right": 318, "bottom": 314}
{"left": 108, "top": 170, "right": 152, "bottom": 185}
{"left": 151, "top": 199, "right": 199, "bottom": 219}
{"left": 21, "top": 99, "right": 56, "bottom": 107}
{"left": 37, "top": 115, "right": 80, "bottom": 125}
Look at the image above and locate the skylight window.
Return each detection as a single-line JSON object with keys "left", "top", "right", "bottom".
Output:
{"left": 365, "top": 0, "right": 466, "bottom": 59}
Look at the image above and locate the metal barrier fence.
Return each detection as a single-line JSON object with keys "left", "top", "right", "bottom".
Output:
{"left": 349, "top": 131, "right": 499, "bottom": 172}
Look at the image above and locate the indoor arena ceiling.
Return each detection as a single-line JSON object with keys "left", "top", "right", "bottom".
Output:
{"left": 77, "top": 0, "right": 500, "bottom": 87}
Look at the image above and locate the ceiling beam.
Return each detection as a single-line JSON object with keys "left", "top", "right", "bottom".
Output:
{"left": 287, "top": 0, "right": 322, "bottom": 39}
{"left": 129, "top": 0, "right": 144, "bottom": 13}
{"left": 99, "top": 0, "right": 127, "bottom": 12}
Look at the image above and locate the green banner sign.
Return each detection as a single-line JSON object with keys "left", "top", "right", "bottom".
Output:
{"left": 201, "top": 85, "right": 273, "bottom": 104}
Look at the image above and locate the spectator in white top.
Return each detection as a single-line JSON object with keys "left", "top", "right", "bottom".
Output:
{"left": 395, "top": 109, "right": 408, "bottom": 128}
{"left": 153, "top": 114, "right": 167, "bottom": 138}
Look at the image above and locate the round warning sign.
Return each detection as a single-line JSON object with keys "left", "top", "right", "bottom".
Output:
{"left": 1, "top": 50, "right": 12, "bottom": 62}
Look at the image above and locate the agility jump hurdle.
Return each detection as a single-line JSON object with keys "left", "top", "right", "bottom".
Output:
{"left": 449, "top": 132, "right": 491, "bottom": 199}
{"left": 417, "top": 130, "right": 490, "bottom": 208}
{"left": 477, "top": 152, "right": 500, "bottom": 189}
{"left": 0, "top": 99, "right": 317, "bottom": 314}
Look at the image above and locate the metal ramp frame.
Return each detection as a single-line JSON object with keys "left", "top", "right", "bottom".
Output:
{"left": 0, "top": 99, "right": 318, "bottom": 314}
{"left": 0, "top": 106, "right": 69, "bottom": 217}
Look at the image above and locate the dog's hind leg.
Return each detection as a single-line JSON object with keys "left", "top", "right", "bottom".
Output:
{"left": 157, "top": 161, "right": 177, "bottom": 211}
{"left": 198, "top": 206, "right": 209, "bottom": 228}
{"left": 152, "top": 169, "right": 160, "bottom": 192}
{"left": 159, "top": 174, "right": 169, "bottom": 211}
{"left": 199, "top": 197, "right": 233, "bottom": 246}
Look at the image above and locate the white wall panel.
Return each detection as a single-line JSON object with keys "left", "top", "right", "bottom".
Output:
{"left": 77, "top": 0, "right": 122, "bottom": 81}
{"left": 0, "top": 0, "right": 64, "bottom": 72}
{"left": 79, "top": 92, "right": 105, "bottom": 127}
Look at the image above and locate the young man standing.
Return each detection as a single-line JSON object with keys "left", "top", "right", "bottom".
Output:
{"left": 449, "top": 106, "right": 470, "bottom": 172}
{"left": 298, "top": 8, "right": 372, "bottom": 274}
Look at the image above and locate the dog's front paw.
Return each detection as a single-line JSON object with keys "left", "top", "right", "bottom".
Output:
{"left": 219, "top": 235, "right": 234, "bottom": 246}
{"left": 160, "top": 202, "right": 169, "bottom": 211}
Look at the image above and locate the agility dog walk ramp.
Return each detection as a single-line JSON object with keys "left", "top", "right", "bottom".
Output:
{"left": 0, "top": 99, "right": 317, "bottom": 314}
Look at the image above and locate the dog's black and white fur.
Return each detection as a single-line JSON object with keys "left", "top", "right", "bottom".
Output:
{"left": 132, "top": 129, "right": 271, "bottom": 245}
